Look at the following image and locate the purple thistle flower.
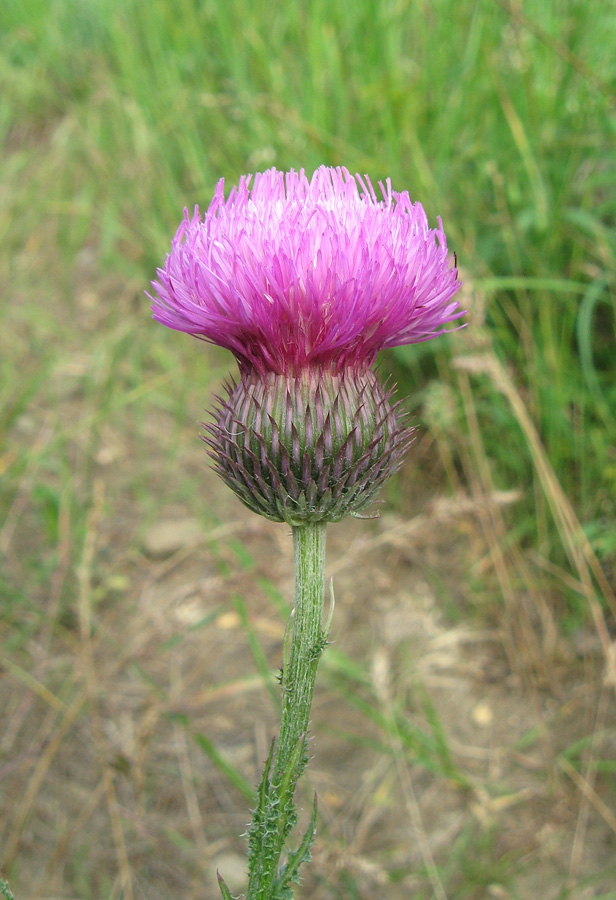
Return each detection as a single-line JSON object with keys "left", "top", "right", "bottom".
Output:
{"left": 150, "top": 166, "right": 463, "bottom": 524}
{"left": 150, "top": 166, "right": 462, "bottom": 378}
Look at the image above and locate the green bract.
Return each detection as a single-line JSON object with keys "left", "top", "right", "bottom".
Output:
{"left": 204, "top": 369, "right": 413, "bottom": 525}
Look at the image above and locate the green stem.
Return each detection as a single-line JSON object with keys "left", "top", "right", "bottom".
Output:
{"left": 244, "top": 520, "right": 328, "bottom": 900}
{"left": 275, "top": 521, "right": 327, "bottom": 778}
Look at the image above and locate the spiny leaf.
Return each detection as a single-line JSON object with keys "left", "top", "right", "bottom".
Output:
{"left": 248, "top": 738, "right": 276, "bottom": 869}
{"left": 255, "top": 735, "right": 308, "bottom": 899}
{"left": 217, "top": 872, "right": 236, "bottom": 900}
{"left": 274, "top": 793, "right": 318, "bottom": 897}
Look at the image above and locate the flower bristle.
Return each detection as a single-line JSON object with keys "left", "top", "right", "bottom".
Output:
{"left": 150, "top": 166, "right": 462, "bottom": 378}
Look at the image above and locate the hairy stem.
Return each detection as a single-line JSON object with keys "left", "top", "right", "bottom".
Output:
{"left": 276, "top": 521, "right": 327, "bottom": 778}
{"left": 243, "top": 521, "right": 327, "bottom": 900}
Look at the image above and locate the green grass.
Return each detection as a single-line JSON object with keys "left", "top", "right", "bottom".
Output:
{"left": 1, "top": 0, "right": 615, "bottom": 897}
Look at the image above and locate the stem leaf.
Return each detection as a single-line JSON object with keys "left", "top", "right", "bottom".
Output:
{"left": 274, "top": 793, "right": 318, "bottom": 898}
{"left": 217, "top": 872, "right": 237, "bottom": 900}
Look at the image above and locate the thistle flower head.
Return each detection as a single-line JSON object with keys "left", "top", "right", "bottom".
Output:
{"left": 150, "top": 166, "right": 462, "bottom": 377}
{"left": 150, "top": 166, "right": 463, "bottom": 524}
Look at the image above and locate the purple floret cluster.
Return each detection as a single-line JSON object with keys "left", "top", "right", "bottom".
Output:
{"left": 150, "top": 166, "right": 462, "bottom": 377}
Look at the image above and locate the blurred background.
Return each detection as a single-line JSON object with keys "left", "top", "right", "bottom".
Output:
{"left": 1, "top": 0, "right": 615, "bottom": 897}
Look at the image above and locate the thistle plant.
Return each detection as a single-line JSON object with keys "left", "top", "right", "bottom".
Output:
{"left": 150, "top": 166, "right": 462, "bottom": 899}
